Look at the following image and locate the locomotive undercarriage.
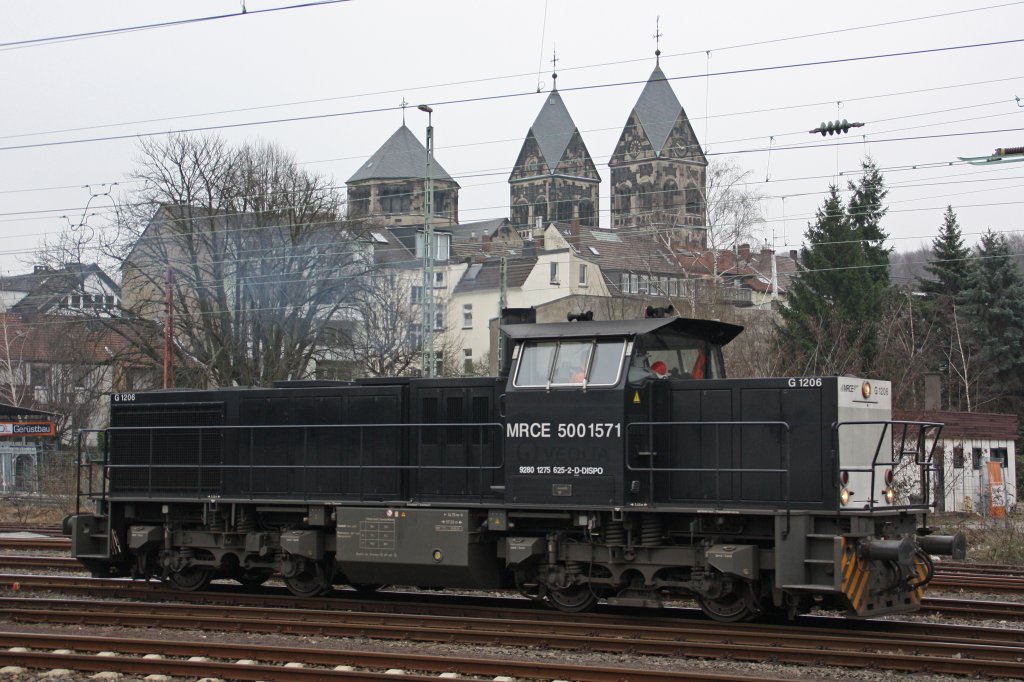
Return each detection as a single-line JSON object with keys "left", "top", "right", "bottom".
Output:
{"left": 74, "top": 500, "right": 948, "bottom": 623}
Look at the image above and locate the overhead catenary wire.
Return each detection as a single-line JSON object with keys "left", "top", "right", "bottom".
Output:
{"left": 0, "top": 0, "right": 353, "bottom": 52}
{"left": 1, "top": 36, "right": 1022, "bottom": 154}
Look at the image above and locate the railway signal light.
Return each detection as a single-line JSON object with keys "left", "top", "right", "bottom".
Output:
{"left": 810, "top": 119, "right": 864, "bottom": 136}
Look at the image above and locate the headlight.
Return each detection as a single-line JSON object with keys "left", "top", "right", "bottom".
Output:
{"left": 884, "top": 487, "right": 896, "bottom": 505}
{"left": 840, "top": 488, "right": 851, "bottom": 505}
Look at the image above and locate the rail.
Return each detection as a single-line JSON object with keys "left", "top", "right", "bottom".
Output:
{"left": 831, "top": 419, "right": 943, "bottom": 512}
{"left": 624, "top": 420, "right": 793, "bottom": 527}
{"left": 75, "top": 422, "right": 505, "bottom": 512}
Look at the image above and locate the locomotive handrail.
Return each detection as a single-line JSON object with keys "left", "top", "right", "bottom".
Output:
{"left": 831, "top": 419, "right": 943, "bottom": 512}
{"left": 624, "top": 420, "right": 792, "bottom": 526}
{"left": 78, "top": 422, "right": 505, "bottom": 505}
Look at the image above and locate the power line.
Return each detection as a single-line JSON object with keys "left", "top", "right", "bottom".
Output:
{"left": 2, "top": 37, "right": 1021, "bottom": 154}
{"left": 0, "top": 0, "right": 353, "bottom": 52}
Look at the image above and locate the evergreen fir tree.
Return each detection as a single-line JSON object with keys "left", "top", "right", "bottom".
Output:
{"left": 919, "top": 205, "right": 971, "bottom": 299}
{"left": 917, "top": 205, "right": 974, "bottom": 410}
{"left": 779, "top": 185, "right": 885, "bottom": 375}
{"left": 847, "top": 157, "right": 891, "bottom": 288}
{"left": 962, "top": 230, "right": 1024, "bottom": 408}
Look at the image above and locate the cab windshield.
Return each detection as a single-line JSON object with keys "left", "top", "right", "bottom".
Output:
{"left": 514, "top": 338, "right": 626, "bottom": 388}
{"left": 628, "top": 329, "right": 722, "bottom": 382}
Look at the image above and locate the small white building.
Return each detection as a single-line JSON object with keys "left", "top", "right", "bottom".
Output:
{"left": 895, "top": 409, "right": 1018, "bottom": 515}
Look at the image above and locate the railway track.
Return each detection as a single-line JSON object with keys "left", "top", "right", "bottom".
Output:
{"left": 0, "top": 631, "right": 772, "bottom": 682}
{"left": 2, "top": 589, "right": 1024, "bottom": 675}
{"left": 1, "top": 575, "right": 1023, "bottom": 678}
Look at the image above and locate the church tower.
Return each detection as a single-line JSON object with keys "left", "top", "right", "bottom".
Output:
{"left": 608, "top": 54, "right": 707, "bottom": 247}
{"left": 509, "top": 67, "right": 600, "bottom": 235}
{"left": 347, "top": 125, "right": 460, "bottom": 227}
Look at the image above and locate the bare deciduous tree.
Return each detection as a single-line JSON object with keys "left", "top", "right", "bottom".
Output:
{"left": 108, "top": 134, "right": 370, "bottom": 387}
{"left": 703, "top": 159, "right": 765, "bottom": 280}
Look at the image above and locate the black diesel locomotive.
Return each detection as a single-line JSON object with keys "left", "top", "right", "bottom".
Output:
{"left": 66, "top": 312, "right": 965, "bottom": 621}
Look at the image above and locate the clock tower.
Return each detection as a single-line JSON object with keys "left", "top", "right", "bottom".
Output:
{"left": 608, "top": 60, "right": 707, "bottom": 247}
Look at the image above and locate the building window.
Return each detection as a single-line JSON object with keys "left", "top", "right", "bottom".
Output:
{"left": 380, "top": 186, "right": 412, "bottom": 214}
{"left": 410, "top": 323, "right": 421, "bottom": 350}
{"left": 639, "top": 275, "right": 649, "bottom": 294}
{"left": 550, "top": 262, "right": 559, "bottom": 284}
{"left": 434, "top": 271, "right": 445, "bottom": 288}
{"left": 685, "top": 185, "right": 701, "bottom": 215}
{"left": 433, "top": 352, "right": 444, "bottom": 377}
{"left": 669, "top": 278, "right": 679, "bottom": 296}
{"left": 434, "top": 310, "right": 444, "bottom": 331}
{"left": 578, "top": 199, "right": 595, "bottom": 227}
{"left": 630, "top": 273, "right": 639, "bottom": 294}
{"left": 462, "top": 304, "right": 473, "bottom": 329}
{"left": 415, "top": 232, "right": 451, "bottom": 261}
{"left": 534, "top": 198, "right": 547, "bottom": 226}
{"left": 555, "top": 200, "right": 573, "bottom": 223}
{"left": 620, "top": 272, "right": 629, "bottom": 294}
{"left": 663, "top": 180, "right": 679, "bottom": 210}
{"left": 971, "top": 447, "right": 983, "bottom": 470}
{"left": 991, "top": 447, "right": 1008, "bottom": 467}
{"left": 578, "top": 264, "right": 588, "bottom": 287}
{"left": 411, "top": 286, "right": 422, "bottom": 304}
{"left": 952, "top": 445, "right": 964, "bottom": 469}
{"left": 512, "top": 202, "right": 529, "bottom": 227}
{"left": 463, "top": 348, "right": 473, "bottom": 373}
{"left": 30, "top": 366, "right": 50, "bottom": 387}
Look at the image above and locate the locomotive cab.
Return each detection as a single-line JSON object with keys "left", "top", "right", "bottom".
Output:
{"left": 501, "top": 317, "right": 740, "bottom": 509}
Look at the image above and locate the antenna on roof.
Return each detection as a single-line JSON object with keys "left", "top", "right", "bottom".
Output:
{"left": 550, "top": 46, "right": 559, "bottom": 89}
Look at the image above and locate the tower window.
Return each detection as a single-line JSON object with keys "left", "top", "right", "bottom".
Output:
{"left": 578, "top": 199, "right": 595, "bottom": 227}
{"left": 685, "top": 186, "right": 701, "bottom": 215}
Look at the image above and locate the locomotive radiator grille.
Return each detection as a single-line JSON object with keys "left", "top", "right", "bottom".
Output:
{"left": 109, "top": 402, "right": 224, "bottom": 496}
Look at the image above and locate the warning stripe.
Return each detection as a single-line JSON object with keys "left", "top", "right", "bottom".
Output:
{"left": 911, "top": 553, "right": 929, "bottom": 602}
{"left": 840, "top": 538, "right": 870, "bottom": 614}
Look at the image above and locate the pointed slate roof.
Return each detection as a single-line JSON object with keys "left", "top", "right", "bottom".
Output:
{"left": 529, "top": 89, "right": 576, "bottom": 170}
{"left": 633, "top": 65, "right": 683, "bottom": 154}
{"left": 348, "top": 125, "right": 456, "bottom": 184}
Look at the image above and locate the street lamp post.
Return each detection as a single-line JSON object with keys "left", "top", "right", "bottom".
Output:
{"left": 419, "top": 104, "right": 436, "bottom": 377}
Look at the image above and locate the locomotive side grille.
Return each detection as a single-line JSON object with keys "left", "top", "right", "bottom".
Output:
{"left": 109, "top": 402, "right": 224, "bottom": 496}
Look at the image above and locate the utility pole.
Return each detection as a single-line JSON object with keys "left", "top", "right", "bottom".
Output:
{"left": 419, "top": 104, "right": 436, "bottom": 378}
{"left": 497, "top": 256, "right": 508, "bottom": 370}
{"left": 163, "top": 266, "right": 174, "bottom": 389}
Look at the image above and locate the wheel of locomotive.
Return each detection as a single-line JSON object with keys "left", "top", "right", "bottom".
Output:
{"left": 546, "top": 584, "right": 598, "bottom": 613}
{"left": 167, "top": 567, "right": 214, "bottom": 592}
{"left": 697, "top": 592, "right": 754, "bottom": 622}
{"left": 284, "top": 562, "right": 333, "bottom": 598}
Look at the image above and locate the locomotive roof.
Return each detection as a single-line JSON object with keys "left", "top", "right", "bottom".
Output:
{"left": 501, "top": 316, "right": 743, "bottom": 345}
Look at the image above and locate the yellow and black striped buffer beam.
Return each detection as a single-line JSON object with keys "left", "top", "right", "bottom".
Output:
{"left": 841, "top": 538, "right": 871, "bottom": 614}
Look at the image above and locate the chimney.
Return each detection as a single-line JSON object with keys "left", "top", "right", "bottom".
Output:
{"left": 482, "top": 234, "right": 491, "bottom": 253}
{"left": 760, "top": 247, "right": 773, "bottom": 261}
{"left": 738, "top": 243, "right": 751, "bottom": 261}
{"left": 789, "top": 249, "right": 798, "bottom": 262}
{"left": 522, "top": 240, "right": 536, "bottom": 257}
{"left": 924, "top": 373, "right": 942, "bottom": 411}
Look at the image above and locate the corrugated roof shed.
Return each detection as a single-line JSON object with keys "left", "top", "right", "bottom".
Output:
{"left": 894, "top": 410, "right": 1019, "bottom": 440}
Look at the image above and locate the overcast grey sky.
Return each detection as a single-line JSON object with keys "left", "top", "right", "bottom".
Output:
{"left": 1, "top": 0, "right": 1022, "bottom": 273}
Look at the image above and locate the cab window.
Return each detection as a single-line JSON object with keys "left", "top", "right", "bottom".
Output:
{"left": 514, "top": 338, "right": 626, "bottom": 388}
{"left": 629, "top": 329, "right": 722, "bottom": 382}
